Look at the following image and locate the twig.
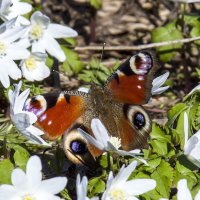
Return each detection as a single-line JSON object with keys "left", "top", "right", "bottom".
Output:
{"left": 74, "top": 36, "right": 200, "bottom": 51}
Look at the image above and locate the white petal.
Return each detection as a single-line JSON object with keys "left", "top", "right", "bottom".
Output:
{"left": 195, "top": 190, "right": 200, "bottom": 200}
{"left": 12, "top": 168, "right": 28, "bottom": 192}
{"left": 43, "top": 32, "right": 66, "bottom": 62}
{"left": 26, "top": 125, "right": 45, "bottom": 136}
{"left": 91, "top": 118, "right": 110, "bottom": 147}
{"left": 7, "top": 44, "right": 30, "bottom": 60}
{"left": 78, "top": 128, "right": 104, "bottom": 150}
{"left": 26, "top": 156, "right": 42, "bottom": 189}
{"left": 152, "top": 72, "right": 169, "bottom": 89}
{"left": 8, "top": 81, "right": 22, "bottom": 107}
{"left": 0, "top": 18, "right": 17, "bottom": 33}
{"left": 15, "top": 16, "right": 30, "bottom": 26}
{"left": 30, "top": 11, "right": 50, "bottom": 28}
{"left": 152, "top": 86, "right": 170, "bottom": 95}
{"left": 120, "top": 179, "right": 156, "bottom": 195}
{"left": 40, "top": 177, "right": 67, "bottom": 194}
{"left": 47, "top": 24, "right": 78, "bottom": 38}
{"left": 0, "top": 26, "right": 28, "bottom": 43}
{"left": 13, "top": 89, "right": 30, "bottom": 113}
{"left": 114, "top": 161, "right": 137, "bottom": 184}
{"left": 11, "top": 113, "right": 32, "bottom": 131}
{"left": 10, "top": 2, "right": 32, "bottom": 15}
{"left": 0, "top": 184, "right": 18, "bottom": 200}
{"left": 32, "top": 39, "right": 46, "bottom": 53}
{"left": 22, "top": 59, "right": 50, "bottom": 81}
{"left": 177, "top": 179, "right": 192, "bottom": 200}
{"left": 152, "top": 72, "right": 169, "bottom": 95}
{"left": 0, "top": 62, "right": 10, "bottom": 88}
{"left": 0, "top": 0, "right": 10, "bottom": 13}
{"left": 15, "top": 38, "right": 31, "bottom": 48}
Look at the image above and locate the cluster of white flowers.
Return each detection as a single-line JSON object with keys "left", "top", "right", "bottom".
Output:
{"left": 0, "top": 156, "right": 157, "bottom": 200}
{"left": 0, "top": 0, "right": 77, "bottom": 88}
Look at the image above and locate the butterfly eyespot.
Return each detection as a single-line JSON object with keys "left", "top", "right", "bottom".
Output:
{"left": 133, "top": 112, "right": 145, "bottom": 129}
{"left": 70, "top": 140, "right": 88, "bottom": 155}
{"left": 124, "top": 104, "right": 151, "bottom": 134}
{"left": 63, "top": 129, "right": 96, "bottom": 165}
{"left": 130, "top": 52, "right": 153, "bottom": 75}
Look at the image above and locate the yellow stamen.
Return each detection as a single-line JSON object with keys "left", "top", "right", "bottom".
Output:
{"left": 25, "top": 57, "right": 37, "bottom": 71}
{"left": 23, "top": 195, "right": 35, "bottom": 200}
{"left": 0, "top": 41, "right": 6, "bottom": 55}
{"left": 109, "top": 188, "right": 127, "bottom": 200}
{"left": 30, "top": 24, "right": 43, "bottom": 39}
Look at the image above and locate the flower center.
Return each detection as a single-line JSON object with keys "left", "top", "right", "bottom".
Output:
{"left": 110, "top": 136, "right": 121, "bottom": 149}
{"left": 29, "top": 24, "right": 43, "bottom": 40}
{"left": 109, "top": 188, "right": 128, "bottom": 200}
{"left": 22, "top": 194, "right": 36, "bottom": 200}
{"left": 0, "top": 41, "right": 7, "bottom": 56}
{"left": 25, "top": 57, "right": 37, "bottom": 71}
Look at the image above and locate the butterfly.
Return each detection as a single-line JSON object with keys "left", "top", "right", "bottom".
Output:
{"left": 24, "top": 51, "right": 160, "bottom": 165}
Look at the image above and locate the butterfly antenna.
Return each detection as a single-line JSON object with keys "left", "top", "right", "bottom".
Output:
{"left": 93, "top": 42, "right": 106, "bottom": 84}
{"left": 100, "top": 42, "right": 106, "bottom": 64}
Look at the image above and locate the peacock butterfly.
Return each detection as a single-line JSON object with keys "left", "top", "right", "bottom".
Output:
{"left": 24, "top": 51, "right": 160, "bottom": 165}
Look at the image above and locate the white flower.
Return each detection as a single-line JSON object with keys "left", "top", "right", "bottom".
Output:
{"left": 0, "top": 0, "right": 32, "bottom": 25}
{"left": 0, "top": 155, "right": 67, "bottom": 200}
{"left": 184, "top": 113, "right": 200, "bottom": 168}
{"left": 8, "top": 81, "right": 49, "bottom": 146}
{"left": 0, "top": 20, "right": 30, "bottom": 88}
{"left": 78, "top": 119, "right": 148, "bottom": 165}
{"left": 76, "top": 174, "right": 99, "bottom": 200}
{"left": 102, "top": 161, "right": 156, "bottom": 200}
{"left": 21, "top": 52, "right": 50, "bottom": 81}
{"left": 152, "top": 72, "right": 169, "bottom": 95}
{"left": 160, "top": 179, "right": 200, "bottom": 200}
{"left": 23, "top": 11, "right": 78, "bottom": 62}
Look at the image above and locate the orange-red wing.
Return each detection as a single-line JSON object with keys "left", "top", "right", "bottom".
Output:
{"left": 106, "top": 52, "right": 159, "bottom": 105}
{"left": 24, "top": 93, "right": 86, "bottom": 140}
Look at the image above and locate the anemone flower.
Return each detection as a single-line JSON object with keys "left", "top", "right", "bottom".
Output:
{"left": 0, "top": 155, "right": 67, "bottom": 200}
{"left": 8, "top": 81, "right": 49, "bottom": 145}
{"left": 21, "top": 52, "right": 50, "bottom": 81}
{"left": 23, "top": 11, "right": 78, "bottom": 62}
{"left": 102, "top": 161, "right": 156, "bottom": 200}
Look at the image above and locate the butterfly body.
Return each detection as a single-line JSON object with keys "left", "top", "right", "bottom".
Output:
{"left": 24, "top": 51, "right": 159, "bottom": 164}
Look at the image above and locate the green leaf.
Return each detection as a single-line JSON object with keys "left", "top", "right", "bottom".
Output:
{"left": 151, "top": 171, "right": 169, "bottom": 198}
{"left": 151, "top": 21, "right": 183, "bottom": 62}
{"left": 99, "top": 154, "right": 108, "bottom": 168}
{"left": 13, "top": 145, "right": 30, "bottom": 170}
{"left": 61, "top": 46, "right": 83, "bottom": 75}
{"left": 167, "top": 103, "right": 187, "bottom": 126}
{"left": 0, "top": 159, "right": 14, "bottom": 184}
{"left": 88, "top": 177, "right": 105, "bottom": 197}
{"left": 46, "top": 56, "right": 54, "bottom": 68}
{"left": 89, "top": 0, "right": 102, "bottom": 9}
{"left": 150, "top": 140, "right": 168, "bottom": 155}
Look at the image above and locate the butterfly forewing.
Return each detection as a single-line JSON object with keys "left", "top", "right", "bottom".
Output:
{"left": 106, "top": 52, "right": 160, "bottom": 105}
{"left": 24, "top": 92, "right": 87, "bottom": 140}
